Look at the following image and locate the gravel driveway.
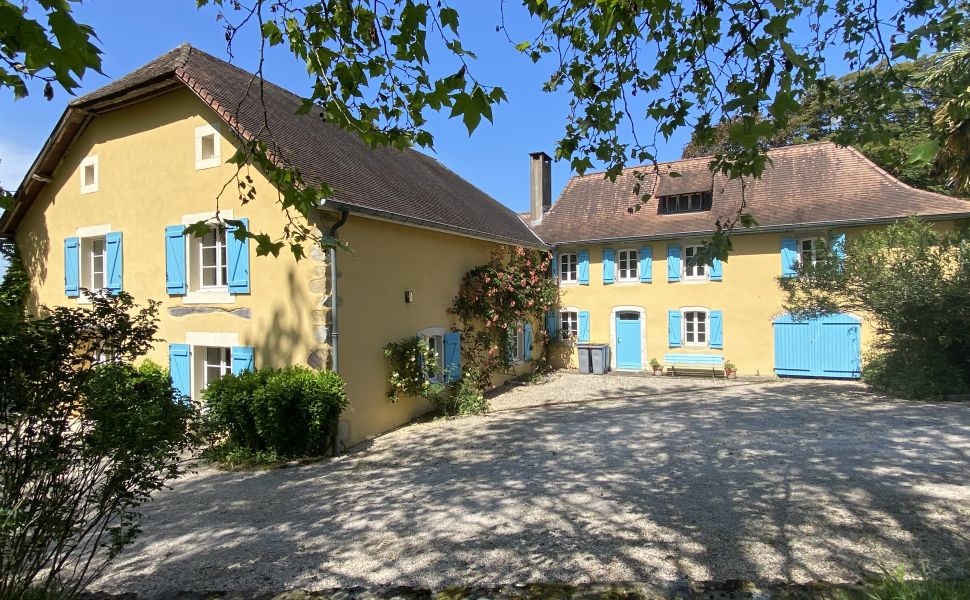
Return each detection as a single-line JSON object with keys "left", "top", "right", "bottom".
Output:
{"left": 95, "top": 374, "right": 970, "bottom": 594}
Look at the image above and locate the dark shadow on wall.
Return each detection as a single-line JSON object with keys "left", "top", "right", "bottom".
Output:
{"left": 16, "top": 211, "right": 51, "bottom": 315}
{"left": 91, "top": 381, "right": 970, "bottom": 594}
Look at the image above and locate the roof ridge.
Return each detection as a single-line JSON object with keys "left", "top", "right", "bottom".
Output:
{"left": 841, "top": 144, "right": 965, "bottom": 204}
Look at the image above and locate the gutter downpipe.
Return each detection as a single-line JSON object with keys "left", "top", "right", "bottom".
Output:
{"left": 328, "top": 208, "right": 349, "bottom": 456}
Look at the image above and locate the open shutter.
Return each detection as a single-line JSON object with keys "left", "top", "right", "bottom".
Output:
{"left": 709, "top": 310, "right": 724, "bottom": 349}
{"left": 667, "top": 244, "right": 681, "bottom": 282}
{"left": 231, "top": 346, "right": 255, "bottom": 374}
{"left": 545, "top": 310, "right": 559, "bottom": 338}
{"left": 169, "top": 344, "right": 191, "bottom": 401}
{"left": 602, "top": 249, "right": 615, "bottom": 284}
{"left": 165, "top": 225, "right": 187, "bottom": 295}
{"left": 64, "top": 237, "right": 80, "bottom": 298}
{"left": 639, "top": 246, "right": 652, "bottom": 283}
{"left": 523, "top": 323, "right": 533, "bottom": 361}
{"left": 668, "top": 310, "right": 682, "bottom": 347}
{"left": 710, "top": 256, "right": 723, "bottom": 281}
{"left": 781, "top": 237, "right": 798, "bottom": 276}
{"left": 443, "top": 332, "right": 461, "bottom": 381}
{"left": 227, "top": 218, "right": 251, "bottom": 294}
{"left": 105, "top": 231, "right": 123, "bottom": 294}
{"left": 578, "top": 311, "right": 590, "bottom": 342}
{"left": 578, "top": 250, "right": 590, "bottom": 285}
{"left": 831, "top": 232, "right": 846, "bottom": 267}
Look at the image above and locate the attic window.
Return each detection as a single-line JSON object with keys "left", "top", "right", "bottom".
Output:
{"left": 80, "top": 155, "right": 98, "bottom": 194}
{"left": 195, "top": 125, "right": 221, "bottom": 170}
{"left": 660, "top": 192, "right": 711, "bottom": 214}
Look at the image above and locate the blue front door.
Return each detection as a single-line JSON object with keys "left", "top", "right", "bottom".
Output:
{"left": 615, "top": 312, "right": 642, "bottom": 370}
{"left": 773, "top": 313, "right": 862, "bottom": 379}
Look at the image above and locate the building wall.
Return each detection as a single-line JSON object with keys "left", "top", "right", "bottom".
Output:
{"left": 553, "top": 229, "right": 881, "bottom": 377}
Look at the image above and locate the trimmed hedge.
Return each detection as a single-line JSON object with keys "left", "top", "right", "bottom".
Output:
{"left": 203, "top": 366, "right": 348, "bottom": 458}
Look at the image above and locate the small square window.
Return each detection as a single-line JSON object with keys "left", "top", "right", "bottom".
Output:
{"left": 80, "top": 155, "right": 98, "bottom": 194}
{"left": 195, "top": 125, "right": 221, "bottom": 169}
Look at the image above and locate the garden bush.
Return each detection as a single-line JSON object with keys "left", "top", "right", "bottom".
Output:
{"left": 203, "top": 366, "right": 348, "bottom": 459}
{"left": 427, "top": 377, "right": 490, "bottom": 417}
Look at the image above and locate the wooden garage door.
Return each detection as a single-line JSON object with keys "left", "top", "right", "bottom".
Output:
{"left": 773, "top": 313, "right": 862, "bottom": 379}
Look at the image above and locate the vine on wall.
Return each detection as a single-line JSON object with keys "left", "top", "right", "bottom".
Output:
{"left": 450, "top": 246, "right": 559, "bottom": 390}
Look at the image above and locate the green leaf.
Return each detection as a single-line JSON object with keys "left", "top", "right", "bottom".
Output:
{"left": 907, "top": 139, "right": 940, "bottom": 165}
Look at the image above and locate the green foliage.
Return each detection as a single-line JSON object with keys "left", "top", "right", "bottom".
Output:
{"left": 838, "top": 567, "right": 970, "bottom": 600}
{"left": 779, "top": 218, "right": 970, "bottom": 399}
{"left": 649, "top": 358, "right": 662, "bottom": 371}
{"left": 202, "top": 366, "right": 348, "bottom": 460}
{"left": 920, "top": 43, "right": 970, "bottom": 194}
{"left": 383, "top": 335, "right": 441, "bottom": 402}
{"left": 426, "top": 377, "right": 489, "bottom": 417}
{"left": 0, "top": 291, "right": 196, "bottom": 599}
{"left": 0, "top": 243, "right": 29, "bottom": 329}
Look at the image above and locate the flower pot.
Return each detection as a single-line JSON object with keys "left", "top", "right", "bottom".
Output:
{"left": 652, "top": 368, "right": 663, "bottom": 376}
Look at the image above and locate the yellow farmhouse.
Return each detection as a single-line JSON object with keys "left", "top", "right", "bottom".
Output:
{"left": 4, "top": 45, "right": 970, "bottom": 448}
{"left": 0, "top": 45, "right": 544, "bottom": 447}
{"left": 531, "top": 143, "right": 970, "bottom": 377}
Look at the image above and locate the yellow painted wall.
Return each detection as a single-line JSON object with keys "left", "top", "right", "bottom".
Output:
{"left": 555, "top": 230, "right": 883, "bottom": 377}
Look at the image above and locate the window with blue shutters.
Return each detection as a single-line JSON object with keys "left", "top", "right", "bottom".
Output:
{"left": 602, "top": 249, "right": 615, "bottom": 284}
{"left": 578, "top": 311, "right": 590, "bottom": 342}
{"left": 639, "top": 247, "right": 652, "bottom": 283}
{"left": 64, "top": 237, "right": 80, "bottom": 298}
{"left": 578, "top": 250, "right": 590, "bottom": 285}
{"left": 443, "top": 332, "right": 461, "bottom": 381}
{"left": 559, "top": 253, "right": 578, "bottom": 283}
{"left": 667, "top": 244, "right": 681, "bottom": 282}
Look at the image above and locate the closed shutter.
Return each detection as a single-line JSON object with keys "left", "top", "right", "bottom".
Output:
{"left": 165, "top": 225, "right": 187, "bottom": 295}
{"left": 639, "top": 246, "right": 652, "bottom": 283}
{"left": 710, "top": 256, "right": 723, "bottom": 281}
{"left": 668, "top": 310, "right": 682, "bottom": 347}
{"left": 667, "top": 244, "right": 681, "bottom": 282}
{"left": 781, "top": 237, "right": 798, "bottom": 276}
{"left": 545, "top": 310, "right": 559, "bottom": 338}
{"left": 105, "top": 231, "right": 123, "bottom": 294}
{"left": 227, "top": 218, "right": 251, "bottom": 294}
{"left": 602, "top": 249, "right": 615, "bottom": 284}
{"left": 578, "top": 311, "right": 590, "bottom": 342}
{"left": 231, "top": 346, "right": 255, "bottom": 374}
{"left": 169, "top": 344, "right": 191, "bottom": 401}
{"left": 64, "top": 237, "right": 80, "bottom": 298}
{"left": 523, "top": 323, "right": 533, "bottom": 361}
{"left": 578, "top": 250, "right": 590, "bottom": 285}
{"left": 443, "top": 331, "right": 461, "bottom": 381}
{"left": 709, "top": 310, "right": 724, "bottom": 349}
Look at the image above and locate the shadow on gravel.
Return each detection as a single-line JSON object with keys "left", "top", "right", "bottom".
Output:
{"left": 94, "top": 380, "right": 970, "bottom": 595}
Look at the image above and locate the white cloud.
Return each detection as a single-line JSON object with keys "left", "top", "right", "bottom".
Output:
{"left": 0, "top": 137, "right": 35, "bottom": 192}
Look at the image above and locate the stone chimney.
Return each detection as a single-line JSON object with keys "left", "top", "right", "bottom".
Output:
{"left": 529, "top": 151, "right": 552, "bottom": 225}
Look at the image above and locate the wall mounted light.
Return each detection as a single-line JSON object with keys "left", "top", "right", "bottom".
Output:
{"left": 404, "top": 290, "right": 414, "bottom": 304}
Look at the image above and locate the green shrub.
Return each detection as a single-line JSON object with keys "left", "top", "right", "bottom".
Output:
{"left": 863, "top": 343, "right": 968, "bottom": 400}
{"left": 427, "top": 377, "right": 490, "bottom": 417}
{"left": 203, "top": 366, "right": 348, "bottom": 459}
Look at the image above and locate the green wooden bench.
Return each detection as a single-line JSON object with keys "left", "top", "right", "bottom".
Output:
{"left": 664, "top": 353, "right": 725, "bottom": 378}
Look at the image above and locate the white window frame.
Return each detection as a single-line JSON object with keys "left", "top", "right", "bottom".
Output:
{"left": 559, "top": 253, "right": 578, "bottom": 284}
{"left": 182, "top": 211, "right": 235, "bottom": 305}
{"left": 74, "top": 224, "right": 112, "bottom": 304}
{"left": 195, "top": 125, "right": 221, "bottom": 170}
{"left": 417, "top": 326, "right": 447, "bottom": 382}
{"left": 185, "top": 332, "right": 240, "bottom": 400}
{"left": 560, "top": 309, "right": 579, "bottom": 339}
{"left": 616, "top": 249, "right": 639, "bottom": 282}
{"left": 798, "top": 237, "right": 827, "bottom": 266}
{"left": 198, "top": 226, "right": 229, "bottom": 290}
{"left": 508, "top": 324, "right": 525, "bottom": 363}
{"left": 681, "top": 307, "right": 710, "bottom": 348}
{"left": 80, "top": 155, "right": 99, "bottom": 194}
{"left": 682, "top": 245, "right": 708, "bottom": 281}
{"left": 202, "top": 347, "right": 232, "bottom": 387}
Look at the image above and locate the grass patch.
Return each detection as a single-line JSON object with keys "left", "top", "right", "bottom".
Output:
{"left": 200, "top": 444, "right": 326, "bottom": 471}
{"left": 838, "top": 568, "right": 970, "bottom": 600}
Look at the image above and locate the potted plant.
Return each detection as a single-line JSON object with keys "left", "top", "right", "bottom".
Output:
{"left": 724, "top": 359, "right": 737, "bottom": 378}
{"left": 649, "top": 358, "right": 663, "bottom": 376}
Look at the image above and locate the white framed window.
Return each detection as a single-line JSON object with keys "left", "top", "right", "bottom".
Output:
{"left": 80, "top": 155, "right": 99, "bottom": 194}
{"left": 560, "top": 310, "right": 579, "bottom": 338}
{"left": 617, "top": 249, "right": 639, "bottom": 281}
{"left": 508, "top": 324, "right": 525, "bottom": 363}
{"left": 798, "top": 237, "right": 829, "bottom": 266}
{"left": 198, "top": 226, "right": 228, "bottom": 289}
{"left": 82, "top": 236, "right": 106, "bottom": 290}
{"left": 195, "top": 125, "right": 221, "bottom": 170}
{"left": 683, "top": 309, "right": 709, "bottom": 347}
{"left": 182, "top": 211, "right": 235, "bottom": 304}
{"left": 417, "top": 326, "right": 447, "bottom": 382}
{"left": 203, "top": 347, "right": 232, "bottom": 388}
{"left": 559, "top": 253, "right": 578, "bottom": 283}
{"left": 683, "top": 245, "right": 708, "bottom": 280}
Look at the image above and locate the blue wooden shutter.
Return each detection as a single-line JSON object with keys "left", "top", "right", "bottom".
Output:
{"left": 231, "top": 346, "right": 255, "bottom": 374}
{"left": 227, "top": 218, "right": 251, "bottom": 294}
{"left": 169, "top": 344, "right": 191, "bottom": 401}
{"left": 781, "top": 237, "right": 798, "bottom": 276}
{"left": 831, "top": 232, "right": 846, "bottom": 266}
{"left": 105, "top": 231, "right": 123, "bottom": 294}
{"left": 709, "top": 310, "right": 724, "bottom": 349}
{"left": 668, "top": 310, "right": 682, "bottom": 347}
{"left": 64, "top": 237, "right": 80, "bottom": 298}
{"left": 443, "top": 331, "right": 461, "bottom": 381}
{"left": 165, "top": 225, "right": 187, "bottom": 295}
{"left": 710, "top": 256, "right": 723, "bottom": 281}
{"left": 602, "top": 249, "right": 615, "bottom": 284}
{"left": 578, "top": 311, "right": 590, "bottom": 342}
{"left": 523, "top": 323, "right": 533, "bottom": 361}
{"left": 545, "top": 310, "right": 559, "bottom": 338}
{"left": 667, "top": 244, "right": 681, "bottom": 282}
{"left": 639, "top": 246, "right": 652, "bottom": 283}
{"left": 578, "top": 250, "right": 590, "bottom": 285}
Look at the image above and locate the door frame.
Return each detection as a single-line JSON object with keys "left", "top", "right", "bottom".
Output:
{"left": 610, "top": 305, "right": 647, "bottom": 370}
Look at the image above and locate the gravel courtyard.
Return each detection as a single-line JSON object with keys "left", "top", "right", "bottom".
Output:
{"left": 95, "top": 374, "right": 970, "bottom": 594}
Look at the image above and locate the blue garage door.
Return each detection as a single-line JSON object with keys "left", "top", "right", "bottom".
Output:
{"left": 773, "top": 313, "right": 861, "bottom": 379}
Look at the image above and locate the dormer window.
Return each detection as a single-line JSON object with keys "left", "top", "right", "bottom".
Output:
{"left": 195, "top": 125, "right": 221, "bottom": 170}
{"left": 80, "top": 155, "right": 98, "bottom": 194}
{"left": 660, "top": 192, "right": 710, "bottom": 214}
